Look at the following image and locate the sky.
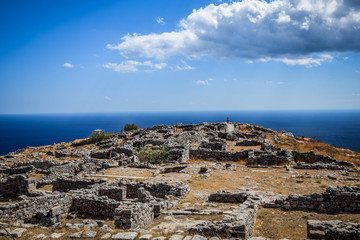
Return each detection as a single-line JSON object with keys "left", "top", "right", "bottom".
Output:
{"left": 0, "top": 0, "right": 359, "bottom": 114}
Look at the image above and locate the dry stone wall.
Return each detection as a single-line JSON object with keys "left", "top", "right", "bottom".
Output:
{"left": 0, "top": 174, "right": 36, "bottom": 197}
{"left": 188, "top": 195, "right": 260, "bottom": 239}
{"left": 52, "top": 177, "right": 106, "bottom": 192}
{"left": 208, "top": 191, "right": 248, "bottom": 203}
{"left": 0, "top": 192, "right": 71, "bottom": 225}
{"left": 70, "top": 194, "right": 121, "bottom": 218}
{"left": 282, "top": 186, "right": 360, "bottom": 214}
{"left": 190, "top": 149, "right": 248, "bottom": 162}
{"left": 307, "top": 220, "right": 360, "bottom": 240}
{"left": 114, "top": 203, "right": 154, "bottom": 229}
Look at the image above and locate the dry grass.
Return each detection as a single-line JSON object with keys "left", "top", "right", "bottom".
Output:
{"left": 183, "top": 161, "right": 360, "bottom": 197}
{"left": 274, "top": 134, "right": 360, "bottom": 167}
{"left": 100, "top": 167, "right": 154, "bottom": 180}
{"left": 254, "top": 207, "right": 360, "bottom": 240}
{"left": 28, "top": 172, "right": 45, "bottom": 180}
{"left": 226, "top": 141, "right": 261, "bottom": 152}
{"left": 37, "top": 184, "right": 53, "bottom": 191}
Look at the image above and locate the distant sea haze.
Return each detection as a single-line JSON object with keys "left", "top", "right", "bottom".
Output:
{"left": 0, "top": 110, "right": 359, "bottom": 155}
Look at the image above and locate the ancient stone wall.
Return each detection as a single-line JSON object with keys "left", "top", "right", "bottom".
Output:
{"left": 235, "top": 140, "right": 261, "bottom": 146}
{"left": 0, "top": 192, "right": 71, "bottom": 225}
{"left": 208, "top": 191, "right": 248, "bottom": 203}
{"left": 70, "top": 194, "right": 120, "bottom": 218}
{"left": 114, "top": 203, "right": 154, "bottom": 229}
{"left": 199, "top": 141, "right": 227, "bottom": 151}
{"left": 98, "top": 186, "right": 126, "bottom": 201}
{"left": 190, "top": 149, "right": 248, "bottom": 162}
{"left": 0, "top": 174, "right": 36, "bottom": 197}
{"left": 188, "top": 196, "right": 260, "bottom": 238}
{"left": 248, "top": 149, "right": 293, "bottom": 166}
{"left": 307, "top": 220, "right": 360, "bottom": 240}
{"left": 14, "top": 159, "right": 60, "bottom": 170}
{"left": 293, "top": 151, "right": 355, "bottom": 167}
{"left": 116, "top": 180, "right": 190, "bottom": 199}
{"left": 293, "top": 162, "right": 346, "bottom": 170}
{"left": 282, "top": 186, "right": 360, "bottom": 214}
{"left": 0, "top": 165, "right": 33, "bottom": 175}
{"left": 53, "top": 177, "right": 106, "bottom": 192}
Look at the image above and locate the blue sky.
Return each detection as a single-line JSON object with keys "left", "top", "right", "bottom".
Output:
{"left": 0, "top": 0, "right": 359, "bottom": 114}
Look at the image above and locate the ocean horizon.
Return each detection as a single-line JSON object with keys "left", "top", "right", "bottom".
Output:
{"left": 1, "top": 110, "right": 359, "bottom": 155}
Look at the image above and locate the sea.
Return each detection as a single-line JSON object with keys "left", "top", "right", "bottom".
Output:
{"left": 0, "top": 110, "right": 359, "bottom": 155}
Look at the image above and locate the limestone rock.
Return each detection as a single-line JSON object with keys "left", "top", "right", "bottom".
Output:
{"left": 10, "top": 228, "right": 26, "bottom": 237}
{"left": 112, "top": 232, "right": 138, "bottom": 240}
{"left": 70, "top": 231, "right": 83, "bottom": 238}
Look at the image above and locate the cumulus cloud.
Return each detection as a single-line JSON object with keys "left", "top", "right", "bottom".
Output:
{"left": 103, "top": 60, "right": 166, "bottom": 72}
{"left": 63, "top": 62, "right": 74, "bottom": 68}
{"left": 107, "top": 0, "right": 360, "bottom": 65}
{"left": 196, "top": 80, "right": 209, "bottom": 85}
{"left": 156, "top": 17, "right": 166, "bottom": 25}
{"left": 175, "top": 60, "right": 195, "bottom": 70}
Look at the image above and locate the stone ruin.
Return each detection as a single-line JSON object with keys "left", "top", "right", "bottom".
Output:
{"left": 0, "top": 177, "right": 189, "bottom": 230}
{"left": 189, "top": 192, "right": 260, "bottom": 239}
{"left": 281, "top": 186, "right": 360, "bottom": 214}
{"left": 1, "top": 122, "right": 360, "bottom": 239}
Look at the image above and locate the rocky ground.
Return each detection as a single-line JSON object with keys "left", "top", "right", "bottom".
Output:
{"left": 0, "top": 122, "right": 359, "bottom": 240}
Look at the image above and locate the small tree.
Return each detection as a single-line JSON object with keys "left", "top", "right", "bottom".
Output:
{"left": 135, "top": 145, "right": 171, "bottom": 164}
{"left": 87, "top": 130, "right": 112, "bottom": 144}
{"left": 124, "top": 123, "right": 139, "bottom": 131}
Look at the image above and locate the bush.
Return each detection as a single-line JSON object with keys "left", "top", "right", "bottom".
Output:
{"left": 124, "top": 123, "right": 139, "bottom": 131}
{"left": 87, "top": 130, "right": 112, "bottom": 144}
{"left": 135, "top": 145, "right": 171, "bottom": 164}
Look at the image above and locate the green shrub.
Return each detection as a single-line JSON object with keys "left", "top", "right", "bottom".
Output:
{"left": 135, "top": 145, "right": 171, "bottom": 164}
{"left": 124, "top": 123, "right": 139, "bottom": 131}
{"left": 87, "top": 130, "right": 112, "bottom": 144}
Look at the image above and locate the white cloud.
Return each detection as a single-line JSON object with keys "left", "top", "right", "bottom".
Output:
{"left": 103, "top": 60, "right": 166, "bottom": 72}
{"left": 196, "top": 80, "right": 209, "bottom": 85}
{"left": 266, "top": 81, "right": 286, "bottom": 86}
{"left": 107, "top": 0, "right": 360, "bottom": 66}
{"left": 104, "top": 96, "right": 112, "bottom": 101}
{"left": 353, "top": 93, "right": 360, "bottom": 96}
{"left": 156, "top": 17, "right": 165, "bottom": 25}
{"left": 259, "top": 54, "right": 334, "bottom": 67}
{"left": 175, "top": 60, "right": 195, "bottom": 70}
{"left": 63, "top": 62, "right": 74, "bottom": 68}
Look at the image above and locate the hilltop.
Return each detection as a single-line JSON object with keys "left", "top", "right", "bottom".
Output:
{"left": 0, "top": 122, "right": 359, "bottom": 239}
